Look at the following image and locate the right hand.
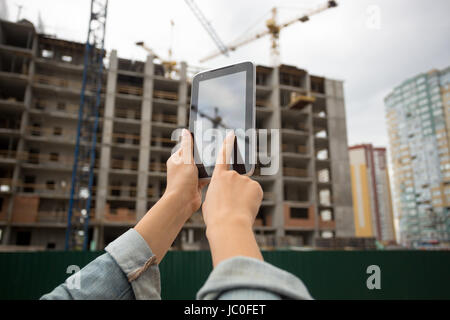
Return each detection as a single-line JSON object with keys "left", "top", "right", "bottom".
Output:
{"left": 202, "top": 131, "right": 263, "bottom": 235}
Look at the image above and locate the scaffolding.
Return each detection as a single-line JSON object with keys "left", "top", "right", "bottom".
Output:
{"left": 65, "top": 0, "right": 108, "bottom": 251}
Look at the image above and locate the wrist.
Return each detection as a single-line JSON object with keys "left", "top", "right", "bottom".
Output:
{"left": 206, "top": 215, "right": 254, "bottom": 240}
{"left": 206, "top": 218, "right": 262, "bottom": 267}
{"left": 161, "top": 191, "right": 192, "bottom": 220}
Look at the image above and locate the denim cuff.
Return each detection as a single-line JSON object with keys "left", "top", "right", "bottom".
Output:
{"left": 105, "top": 228, "right": 161, "bottom": 300}
{"left": 196, "top": 256, "right": 313, "bottom": 300}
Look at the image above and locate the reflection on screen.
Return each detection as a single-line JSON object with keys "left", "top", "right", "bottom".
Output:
{"left": 194, "top": 71, "right": 246, "bottom": 170}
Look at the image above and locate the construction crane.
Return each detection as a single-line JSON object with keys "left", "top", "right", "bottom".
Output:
{"left": 65, "top": 0, "right": 108, "bottom": 251}
{"left": 136, "top": 20, "right": 177, "bottom": 77}
{"left": 200, "top": 0, "right": 338, "bottom": 65}
{"left": 184, "top": 0, "right": 228, "bottom": 57}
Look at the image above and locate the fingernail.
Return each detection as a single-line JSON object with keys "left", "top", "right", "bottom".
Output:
{"left": 182, "top": 128, "right": 189, "bottom": 136}
{"left": 227, "top": 130, "right": 235, "bottom": 138}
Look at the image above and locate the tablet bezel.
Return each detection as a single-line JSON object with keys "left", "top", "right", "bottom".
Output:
{"left": 189, "top": 61, "right": 255, "bottom": 179}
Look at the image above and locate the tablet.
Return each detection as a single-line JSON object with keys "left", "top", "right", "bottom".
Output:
{"left": 189, "top": 61, "right": 255, "bottom": 179}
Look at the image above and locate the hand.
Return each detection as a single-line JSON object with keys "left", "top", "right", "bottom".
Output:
{"left": 203, "top": 130, "right": 263, "bottom": 231}
{"left": 202, "top": 130, "right": 264, "bottom": 266}
{"left": 134, "top": 128, "right": 207, "bottom": 263}
{"left": 164, "top": 128, "right": 208, "bottom": 218}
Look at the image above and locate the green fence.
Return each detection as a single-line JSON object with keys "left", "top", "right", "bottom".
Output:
{"left": 0, "top": 250, "right": 449, "bottom": 299}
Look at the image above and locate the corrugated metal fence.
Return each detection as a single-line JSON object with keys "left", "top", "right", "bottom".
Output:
{"left": 0, "top": 250, "right": 449, "bottom": 299}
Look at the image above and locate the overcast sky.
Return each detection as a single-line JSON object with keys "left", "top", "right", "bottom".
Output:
{"left": 5, "top": 0, "right": 450, "bottom": 147}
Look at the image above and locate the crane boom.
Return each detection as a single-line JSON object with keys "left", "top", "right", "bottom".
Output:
{"left": 279, "top": 0, "right": 337, "bottom": 29}
{"left": 200, "top": 0, "right": 337, "bottom": 64}
{"left": 185, "top": 0, "right": 229, "bottom": 56}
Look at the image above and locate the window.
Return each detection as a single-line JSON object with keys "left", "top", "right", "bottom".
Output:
{"left": 28, "top": 148, "right": 40, "bottom": 164}
{"left": 129, "top": 182, "right": 137, "bottom": 197}
{"left": 46, "top": 180, "right": 55, "bottom": 190}
{"left": 16, "top": 231, "right": 31, "bottom": 245}
{"left": 35, "top": 100, "right": 45, "bottom": 110}
{"left": 46, "top": 242, "right": 56, "bottom": 250}
{"left": 61, "top": 55, "right": 72, "bottom": 63}
{"left": 53, "top": 127, "right": 62, "bottom": 136}
{"left": 321, "top": 231, "right": 333, "bottom": 238}
{"left": 41, "top": 49, "right": 53, "bottom": 58}
{"left": 111, "top": 181, "right": 122, "bottom": 196}
{"left": 57, "top": 102, "right": 66, "bottom": 110}
{"left": 115, "top": 132, "right": 125, "bottom": 144}
{"left": 49, "top": 153, "right": 59, "bottom": 161}
{"left": 31, "top": 123, "right": 41, "bottom": 136}
{"left": 320, "top": 210, "right": 332, "bottom": 221}
{"left": 24, "top": 176, "right": 35, "bottom": 192}
{"left": 112, "top": 155, "right": 124, "bottom": 169}
{"left": 290, "top": 208, "right": 309, "bottom": 219}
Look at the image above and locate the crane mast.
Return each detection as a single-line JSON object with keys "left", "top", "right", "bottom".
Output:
{"left": 65, "top": 0, "right": 108, "bottom": 251}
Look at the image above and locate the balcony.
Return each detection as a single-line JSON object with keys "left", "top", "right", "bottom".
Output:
{"left": 283, "top": 167, "right": 308, "bottom": 178}
{"left": 115, "top": 107, "right": 141, "bottom": 121}
{"left": 108, "top": 184, "right": 137, "bottom": 199}
{"left": 104, "top": 203, "right": 136, "bottom": 223}
{"left": 110, "top": 158, "right": 138, "bottom": 171}
{"left": 149, "top": 161, "right": 167, "bottom": 173}
{"left": 152, "top": 113, "right": 178, "bottom": 125}
{"left": 34, "top": 74, "right": 105, "bottom": 94}
{"left": 117, "top": 84, "right": 142, "bottom": 96}
{"left": 111, "top": 132, "right": 140, "bottom": 147}
{"left": 0, "top": 150, "right": 17, "bottom": 165}
{"left": 283, "top": 204, "right": 315, "bottom": 229}
{"left": 153, "top": 90, "right": 178, "bottom": 101}
{"left": 26, "top": 126, "right": 102, "bottom": 145}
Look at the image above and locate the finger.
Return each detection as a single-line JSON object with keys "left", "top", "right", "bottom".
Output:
{"left": 180, "top": 128, "right": 194, "bottom": 164}
{"left": 198, "top": 179, "right": 209, "bottom": 191}
{"left": 213, "top": 130, "right": 235, "bottom": 173}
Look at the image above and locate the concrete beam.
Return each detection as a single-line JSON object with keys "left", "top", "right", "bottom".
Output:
{"left": 136, "top": 55, "right": 154, "bottom": 221}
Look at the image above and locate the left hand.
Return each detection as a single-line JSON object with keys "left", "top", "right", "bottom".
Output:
{"left": 163, "top": 128, "right": 208, "bottom": 218}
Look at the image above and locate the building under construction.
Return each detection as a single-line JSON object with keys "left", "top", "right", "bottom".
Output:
{"left": 0, "top": 19, "right": 354, "bottom": 250}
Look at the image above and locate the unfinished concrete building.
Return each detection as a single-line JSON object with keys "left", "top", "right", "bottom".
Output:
{"left": 0, "top": 19, "right": 354, "bottom": 250}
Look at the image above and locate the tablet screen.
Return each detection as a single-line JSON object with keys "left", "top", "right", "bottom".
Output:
{"left": 195, "top": 71, "right": 246, "bottom": 171}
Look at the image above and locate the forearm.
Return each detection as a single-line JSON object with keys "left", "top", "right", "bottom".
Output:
{"left": 206, "top": 220, "right": 263, "bottom": 267}
{"left": 134, "top": 191, "right": 190, "bottom": 263}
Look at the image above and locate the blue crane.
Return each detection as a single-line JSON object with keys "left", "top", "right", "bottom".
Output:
{"left": 65, "top": 0, "right": 108, "bottom": 251}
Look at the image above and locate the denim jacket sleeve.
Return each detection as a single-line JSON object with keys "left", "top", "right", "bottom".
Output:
{"left": 40, "top": 228, "right": 160, "bottom": 300}
{"left": 40, "top": 228, "right": 312, "bottom": 300}
{"left": 196, "top": 256, "right": 313, "bottom": 300}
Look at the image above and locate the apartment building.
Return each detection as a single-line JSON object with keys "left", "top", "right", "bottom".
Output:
{"left": 385, "top": 67, "right": 450, "bottom": 247}
{"left": 0, "top": 19, "right": 354, "bottom": 250}
{"left": 349, "top": 144, "right": 396, "bottom": 244}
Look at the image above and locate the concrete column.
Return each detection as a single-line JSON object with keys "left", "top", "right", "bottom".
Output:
{"left": 2, "top": 35, "right": 37, "bottom": 245}
{"left": 306, "top": 73, "right": 320, "bottom": 242}
{"left": 94, "top": 49, "right": 118, "bottom": 249}
{"left": 269, "top": 67, "right": 285, "bottom": 241}
{"left": 136, "top": 55, "right": 154, "bottom": 220}
{"left": 177, "top": 62, "right": 188, "bottom": 127}
{"left": 325, "top": 79, "right": 355, "bottom": 237}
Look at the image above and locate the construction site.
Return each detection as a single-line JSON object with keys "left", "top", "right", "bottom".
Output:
{"left": 0, "top": 1, "right": 364, "bottom": 250}
{"left": 0, "top": 6, "right": 358, "bottom": 250}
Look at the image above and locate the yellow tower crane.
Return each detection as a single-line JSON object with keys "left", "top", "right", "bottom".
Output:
{"left": 200, "top": 0, "right": 338, "bottom": 66}
{"left": 136, "top": 20, "right": 177, "bottom": 78}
